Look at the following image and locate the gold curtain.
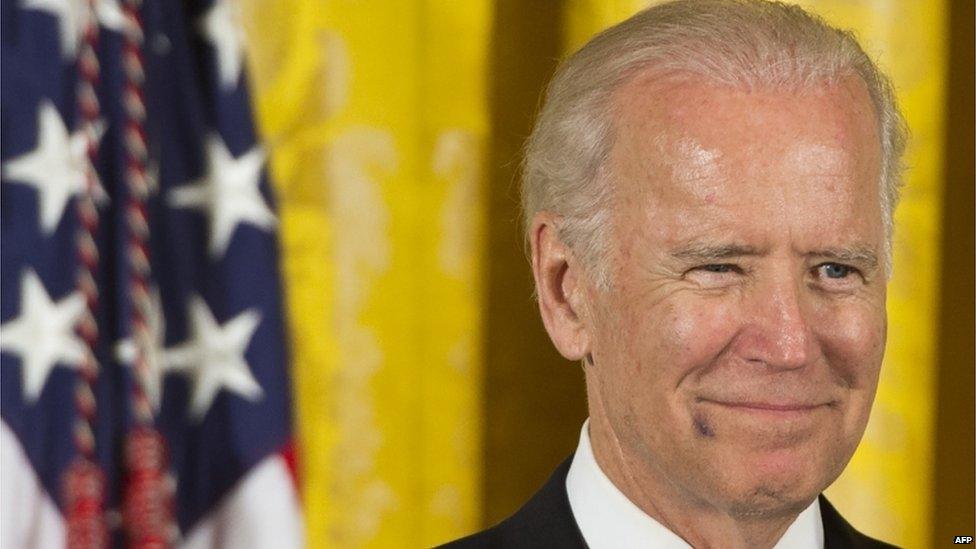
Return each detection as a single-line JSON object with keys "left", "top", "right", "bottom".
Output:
{"left": 241, "top": 1, "right": 489, "bottom": 547}
{"left": 239, "top": 0, "right": 955, "bottom": 547}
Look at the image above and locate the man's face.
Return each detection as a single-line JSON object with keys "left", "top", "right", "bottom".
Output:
{"left": 584, "top": 73, "right": 887, "bottom": 515}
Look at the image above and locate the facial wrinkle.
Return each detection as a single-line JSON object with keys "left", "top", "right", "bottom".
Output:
{"left": 592, "top": 375, "right": 689, "bottom": 543}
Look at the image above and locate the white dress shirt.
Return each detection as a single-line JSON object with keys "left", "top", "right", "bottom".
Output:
{"left": 566, "top": 420, "right": 824, "bottom": 548}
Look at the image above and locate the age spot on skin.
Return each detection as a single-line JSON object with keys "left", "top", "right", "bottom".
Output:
{"left": 693, "top": 414, "right": 715, "bottom": 438}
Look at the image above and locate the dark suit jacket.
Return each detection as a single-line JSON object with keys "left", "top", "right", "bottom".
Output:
{"left": 440, "top": 457, "right": 899, "bottom": 548}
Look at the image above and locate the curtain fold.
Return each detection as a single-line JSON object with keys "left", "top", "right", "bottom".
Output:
{"left": 243, "top": 1, "right": 946, "bottom": 547}
{"left": 242, "top": 1, "right": 489, "bottom": 546}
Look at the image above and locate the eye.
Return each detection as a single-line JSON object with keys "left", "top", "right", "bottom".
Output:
{"left": 683, "top": 263, "right": 746, "bottom": 289}
{"left": 816, "top": 262, "right": 857, "bottom": 279}
{"left": 697, "top": 264, "right": 740, "bottom": 274}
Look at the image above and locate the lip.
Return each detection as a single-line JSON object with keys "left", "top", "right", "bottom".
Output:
{"left": 699, "top": 399, "right": 832, "bottom": 413}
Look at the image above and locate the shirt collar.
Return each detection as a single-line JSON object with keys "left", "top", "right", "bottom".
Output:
{"left": 565, "top": 419, "right": 824, "bottom": 549}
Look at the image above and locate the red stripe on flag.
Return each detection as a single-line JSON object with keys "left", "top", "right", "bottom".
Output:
{"left": 279, "top": 440, "right": 300, "bottom": 497}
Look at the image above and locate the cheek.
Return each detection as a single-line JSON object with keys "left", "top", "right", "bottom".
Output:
{"left": 811, "top": 300, "right": 886, "bottom": 389}
{"left": 666, "top": 298, "right": 743, "bottom": 369}
{"left": 626, "top": 297, "right": 744, "bottom": 387}
{"left": 611, "top": 298, "right": 744, "bottom": 457}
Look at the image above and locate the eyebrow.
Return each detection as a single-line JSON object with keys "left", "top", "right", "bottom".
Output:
{"left": 807, "top": 247, "right": 880, "bottom": 269}
{"left": 670, "top": 244, "right": 763, "bottom": 262}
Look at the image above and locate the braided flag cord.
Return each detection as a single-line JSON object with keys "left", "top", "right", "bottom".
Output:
{"left": 122, "top": 0, "right": 153, "bottom": 430}
{"left": 64, "top": 0, "right": 108, "bottom": 546}
{"left": 1, "top": 0, "right": 299, "bottom": 547}
{"left": 120, "top": 0, "right": 176, "bottom": 546}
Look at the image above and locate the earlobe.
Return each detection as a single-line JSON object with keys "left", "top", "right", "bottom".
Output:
{"left": 530, "top": 213, "right": 591, "bottom": 361}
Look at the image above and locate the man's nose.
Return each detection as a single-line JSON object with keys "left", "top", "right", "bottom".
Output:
{"left": 742, "top": 276, "right": 812, "bottom": 370}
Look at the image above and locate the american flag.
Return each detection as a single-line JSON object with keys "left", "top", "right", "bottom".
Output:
{"left": 1, "top": 0, "right": 302, "bottom": 546}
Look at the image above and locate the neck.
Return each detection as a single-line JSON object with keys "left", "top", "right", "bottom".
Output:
{"left": 586, "top": 387, "right": 803, "bottom": 549}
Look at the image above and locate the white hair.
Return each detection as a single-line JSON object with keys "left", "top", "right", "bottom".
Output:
{"left": 522, "top": 0, "right": 908, "bottom": 286}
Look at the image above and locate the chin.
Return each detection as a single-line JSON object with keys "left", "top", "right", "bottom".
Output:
{"left": 710, "top": 446, "right": 839, "bottom": 519}
{"left": 723, "top": 488, "right": 814, "bottom": 520}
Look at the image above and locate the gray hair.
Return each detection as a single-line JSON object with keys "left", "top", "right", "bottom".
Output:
{"left": 522, "top": 0, "right": 908, "bottom": 286}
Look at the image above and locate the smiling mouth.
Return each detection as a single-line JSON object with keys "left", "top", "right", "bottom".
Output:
{"left": 698, "top": 399, "right": 834, "bottom": 413}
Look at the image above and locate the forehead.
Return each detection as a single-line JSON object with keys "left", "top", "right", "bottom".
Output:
{"left": 612, "top": 70, "right": 880, "bottom": 152}
{"left": 617, "top": 69, "right": 877, "bottom": 151}
{"left": 609, "top": 70, "right": 881, "bottom": 193}
{"left": 606, "top": 71, "right": 884, "bottom": 248}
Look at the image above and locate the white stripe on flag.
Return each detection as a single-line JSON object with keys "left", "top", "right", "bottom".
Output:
{"left": 180, "top": 453, "right": 303, "bottom": 548}
{"left": 1, "top": 420, "right": 65, "bottom": 549}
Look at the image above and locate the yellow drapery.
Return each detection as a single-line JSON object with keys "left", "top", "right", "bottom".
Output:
{"left": 241, "top": 1, "right": 489, "bottom": 546}
{"left": 241, "top": 0, "right": 947, "bottom": 547}
{"left": 564, "top": 1, "right": 947, "bottom": 547}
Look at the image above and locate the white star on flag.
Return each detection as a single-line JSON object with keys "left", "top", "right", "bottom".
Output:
{"left": 164, "top": 296, "right": 263, "bottom": 419}
{"left": 0, "top": 270, "right": 87, "bottom": 403}
{"left": 2, "top": 101, "right": 107, "bottom": 235}
{"left": 22, "top": 0, "right": 125, "bottom": 60}
{"left": 114, "top": 287, "right": 169, "bottom": 411}
{"left": 197, "top": 0, "right": 246, "bottom": 89}
{"left": 167, "top": 134, "right": 276, "bottom": 257}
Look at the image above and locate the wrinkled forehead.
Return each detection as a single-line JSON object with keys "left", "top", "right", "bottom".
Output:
{"left": 608, "top": 70, "right": 882, "bottom": 186}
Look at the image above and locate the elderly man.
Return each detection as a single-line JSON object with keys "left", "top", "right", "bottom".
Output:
{"left": 447, "top": 0, "right": 905, "bottom": 547}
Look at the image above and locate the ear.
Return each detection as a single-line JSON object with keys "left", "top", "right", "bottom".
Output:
{"left": 530, "top": 212, "right": 592, "bottom": 361}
